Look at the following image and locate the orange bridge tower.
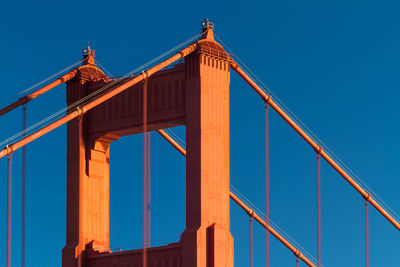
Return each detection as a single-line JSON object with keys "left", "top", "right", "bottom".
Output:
{"left": 62, "top": 20, "right": 234, "bottom": 267}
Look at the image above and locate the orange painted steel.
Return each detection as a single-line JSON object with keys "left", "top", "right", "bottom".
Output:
{"left": 157, "top": 129, "right": 316, "bottom": 267}
{"left": 231, "top": 62, "right": 400, "bottom": 231}
{"left": 156, "top": 129, "right": 186, "bottom": 156}
{"left": 0, "top": 69, "right": 78, "bottom": 117}
{"left": 0, "top": 44, "right": 197, "bottom": 160}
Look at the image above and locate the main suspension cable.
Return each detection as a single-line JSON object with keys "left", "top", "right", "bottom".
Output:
{"left": 18, "top": 59, "right": 83, "bottom": 96}
{"left": 0, "top": 33, "right": 201, "bottom": 149}
{"left": 216, "top": 33, "right": 400, "bottom": 228}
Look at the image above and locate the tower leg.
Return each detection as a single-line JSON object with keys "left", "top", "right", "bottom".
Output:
{"left": 62, "top": 115, "right": 116, "bottom": 267}
{"left": 182, "top": 54, "right": 234, "bottom": 267}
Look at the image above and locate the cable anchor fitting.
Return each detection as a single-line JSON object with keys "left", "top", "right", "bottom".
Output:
{"left": 141, "top": 70, "right": 148, "bottom": 80}
{"left": 263, "top": 94, "right": 271, "bottom": 106}
{"left": 293, "top": 249, "right": 301, "bottom": 258}
{"left": 363, "top": 192, "right": 371, "bottom": 202}
{"left": 19, "top": 96, "right": 31, "bottom": 105}
{"left": 314, "top": 145, "right": 323, "bottom": 155}
{"left": 5, "top": 145, "right": 14, "bottom": 157}
{"left": 76, "top": 107, "right": 84, "bottom": 119}
{"left": 247, "top": 209, "right": 255, "bottom": 218}
{"left": 179, "top": 50, "right": 186, "bottom": 58}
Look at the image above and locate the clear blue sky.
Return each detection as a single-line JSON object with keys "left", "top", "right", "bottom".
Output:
{"left": 1, "top": 0, "right": 400, "bottom": 266}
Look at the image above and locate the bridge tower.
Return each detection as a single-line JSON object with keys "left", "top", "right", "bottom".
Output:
{"left": 62, "top": 20, "right": 234, "bottom": 267}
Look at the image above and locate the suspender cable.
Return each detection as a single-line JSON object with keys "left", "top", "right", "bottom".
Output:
{"left": 6, "top": 153, "right": 13, "bottom": 267}
{"left": 365, "top": 200, "right": 369, "bottom": 267}
{"left": 0, "top": 43, "right": 197, "bottom": 160}
{"left": 0, "top": 69, "right": 78, "bottom": 117}
{"left": 142, "top": 76, "right": 150, "bottom": 267}
{"left": 265, "top": 103, "right": 270, "bottom": 267}
{"left": 143, "top": 80, "right": 147, "bottom": 267}
{"left": 230, "top": 62, "right": 400, "bottom": 231}
{"left": 157, "top": 130, "right": 317, "bottom": 267}
{"left": 231, "top": 192, "right": 316, "bottom": 267}
{"left": 250, "top": 216, "right": 253, "bottom": 267}
{"left": 316, "top": 153, "right": 321, "bottom": 267}
{"left": 147, "top": 135, "right": 151, "bottom": 250}
{"left": 21, "top": 105, "right": 27, "bottom": 267}
{"left": 296, "top": 257, "right": 300, "bottom": 267}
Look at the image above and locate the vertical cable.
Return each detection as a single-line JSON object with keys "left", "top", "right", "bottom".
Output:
{"left": 142, "top": 76, "right": 150, "bottom": 267}
{"left": 142, "top": 77, "right": 148, "bottom": 267}
{"left": 249, "top": 216, "right": 253, "bottom": 267}
{"left": 365, "top": 200, "right": 369, "bottom": 267}
{"left": 22, "top": 104, "right": 27, "bottom": 267}
{"left": 147, "top": 132, "right": 151, "bottom": 249}
{"left": 316, "top": 153, "right": 321, "bottom": 267}
{"left": 296, "top": 257, "right": 299, "bottom": 267}
{"left": 265, "top": 103, "right": 270, "bottom": 267}
{"left": 6, "top": 152, "right": 13, "bottom": 267}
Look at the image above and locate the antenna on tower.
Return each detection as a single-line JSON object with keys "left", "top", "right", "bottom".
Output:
{"left": 82, "top": 42, "right": 95, "bottom": 65}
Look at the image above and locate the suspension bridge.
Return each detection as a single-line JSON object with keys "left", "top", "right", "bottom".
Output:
{"left": 1, "top": 20, "right": 399, "bottom": 267}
